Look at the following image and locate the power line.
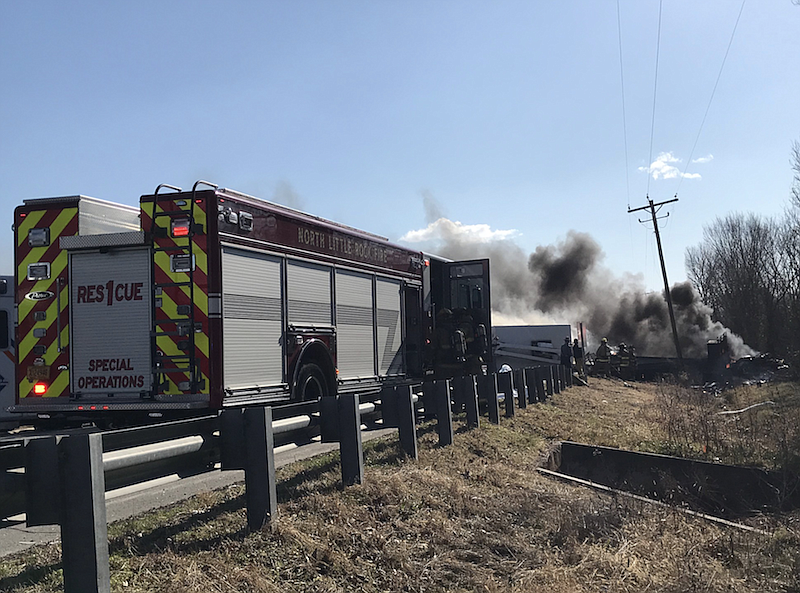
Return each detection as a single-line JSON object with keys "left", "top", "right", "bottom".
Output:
{"left": 646, "top": 0, "right": 664, "bottom": 198}
{"left": 616, "top": 0, "right": 631, "bottom": 209}
{"left": 676, "top": 0, "right": 747, "bottom": 195}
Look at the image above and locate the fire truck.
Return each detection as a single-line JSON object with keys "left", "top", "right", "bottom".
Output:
{"left": 12, "top": 182, "right": 492, "bottom": 425}
{"left": 0, "top": 276, "right": 16, "bottom": 429}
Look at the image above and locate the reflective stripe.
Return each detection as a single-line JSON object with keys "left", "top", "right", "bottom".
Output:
{"left": 143, "top": 199, "right": 210, "bottom": 395}
{"left": 16, "top": 207, "right": 78, "bottom": 400}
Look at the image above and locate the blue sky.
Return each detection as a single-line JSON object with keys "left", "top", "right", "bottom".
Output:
{"left": 2, "top": 1, "right": 799, "bottom": 298}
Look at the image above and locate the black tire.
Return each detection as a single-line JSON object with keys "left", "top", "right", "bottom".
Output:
{"left": 296, "top": 363, "right": 330, "bottom": 401}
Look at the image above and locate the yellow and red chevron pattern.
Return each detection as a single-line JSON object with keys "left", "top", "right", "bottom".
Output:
{"left": 140, "top": 197, "right": 210, "bottom": 396}
{"left": 16, "top": 206, "right": 79, "bottom": 401}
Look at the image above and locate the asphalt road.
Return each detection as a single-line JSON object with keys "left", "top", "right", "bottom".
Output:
{"left": 0, "top": 426, "right": 397, "bottom": 558}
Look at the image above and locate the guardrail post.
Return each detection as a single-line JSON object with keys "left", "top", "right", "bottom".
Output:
{"left": 535, "top": 366, "right": 547, "bottom": 401}
{"left": 463, "top": 375, "right": 480, "bottom": 429}
{"left": 220, "top": 408, "right": 246, "bottom": 470}
{"left": 320, "top": 395, "right": 340, "bottom": 443}
{"left": 524, "top": 367, "right": 538, "bottom": 404}
{"left": 514, "top": 369, "right": 528, "bottom": 409}
{"left": 451, "top": 374, "right": 467, "bottom": 414}
{"left": 338, "top": 394, "right": 364, "bottom": 486}
{"left": 450, "top": 376, "right": 466, "bottom": 414}
{"left": 498, "top": 371, "right": 515, "bottom": 417}
{"left": 243, "top": 406, "right": 278, "bottom": 530}
{"left": 395, "top": 385, "right": 419, "bottom": 460}
{"left": 421, "top": 380, "right": 436, "bottom": 419}
{"left": 551, "top": 365, "right": 560, "bottom": 394}
{"left": 24, "top": 435, "right": 62, "bottom": 526}
{"left": 434, "top": 379, "right": 454, "bottom": 446}
{"left": 567, "top": 365, "right": 574, "bottom": 387}
{"left": 59, "top": 432, "right": 110, "bottom": 593}
{"left": 477, "top": 372, "right": 500, "bottom": 424}
{"left": 541, "top": 364, "right": 553, "bottom": 401}
{"left": 380, "top": 384, "right": 398, "bottom": 428}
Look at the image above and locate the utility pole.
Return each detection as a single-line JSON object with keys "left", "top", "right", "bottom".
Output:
{"left": 628, "top": 196, "right": 684, "bottom": 366}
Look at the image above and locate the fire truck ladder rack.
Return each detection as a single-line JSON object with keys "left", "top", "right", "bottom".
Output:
{"left": 148, "top": 181, "right": 217, "bottom": 395}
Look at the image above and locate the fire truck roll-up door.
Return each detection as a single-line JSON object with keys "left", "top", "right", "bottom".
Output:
{"left": 70, "top": 247, "right": 153, "bottom": 399}
{"left": 376, "top": 278, "right": 403, "bottom": 376}
{"left": 221, "top": 247, "right": 284, "bottom": 391}
{"left": 335, "top": 270, "right": 376, "bottom": 380}
{"left": 287, "top": 261, "right": 333, "bottom": 326}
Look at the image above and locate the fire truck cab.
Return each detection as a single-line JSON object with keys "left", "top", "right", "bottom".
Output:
{"left": 13, "top": 183, "right": 492, "bottom": 425}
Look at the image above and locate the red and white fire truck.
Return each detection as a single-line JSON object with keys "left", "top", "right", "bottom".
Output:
{"left": 12, "top": 182, "right": 492, "bottom": 425}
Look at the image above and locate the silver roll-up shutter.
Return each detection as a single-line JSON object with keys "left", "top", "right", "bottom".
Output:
{"left": 376, "top": 278, "right": 403, "bottom": 376}
{"left": 70, "top": 247, "right": 152, "bottom": 397}
{"left": 335, "top": 270, "right": 375, "bottom": 379}
{"left": 287, "top": 261, "right": 332, "bottom": 326}
{"left": 222, "top": 247, "right": 284, "bottom": 390}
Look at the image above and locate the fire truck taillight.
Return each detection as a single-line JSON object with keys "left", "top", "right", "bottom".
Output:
{"left": 171, "top": 218, "right": 191, "bottom": 237}
{"left": 33, "top": 382, "right": 48, "bottom": 395}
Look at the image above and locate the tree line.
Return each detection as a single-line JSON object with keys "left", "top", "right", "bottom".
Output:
{"left": 686, "top": 142, "right": 800, "bottom": 361}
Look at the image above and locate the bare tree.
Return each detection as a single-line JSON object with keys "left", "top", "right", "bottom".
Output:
{"left": 687, "top": 141, "right": 800, "bottom": 358}
{"left": 686, "top": 214, "right": 783, "bottom": 353}
{"left": 792, "top": 140, "right": 800, "bottom": 208}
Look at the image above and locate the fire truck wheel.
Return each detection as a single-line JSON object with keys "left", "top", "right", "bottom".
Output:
{"left": 296, "top": 363, "right": 330, "bottom": 401}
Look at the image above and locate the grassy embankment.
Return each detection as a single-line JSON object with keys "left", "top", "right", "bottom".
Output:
{"left": 1, "top": 378, "right": 799, "bottom": 592}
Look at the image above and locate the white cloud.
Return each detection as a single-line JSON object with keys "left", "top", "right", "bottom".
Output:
{"left": 692, "top": 154, "right": 714, "bottom": 164}
{"left": 638, "top": 152, "right": 702, "bottom": 180}
{"left": 400, "top": 218, "right": 519, "bottom": 244}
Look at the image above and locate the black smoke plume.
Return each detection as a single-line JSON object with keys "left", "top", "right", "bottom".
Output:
{"left": 402, "top": 218, "right": 753, "bottom": 358}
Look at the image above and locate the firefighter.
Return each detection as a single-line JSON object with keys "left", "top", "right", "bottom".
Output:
{"left": 617, "top": 343, "right": 630, "bottom": 379}
{"left": 560, "top": 337, "right": 573, "bottom": 373}
{"left": 618, "top": 343, "right": 636, "bottom": 381}
{"left": 434, "top": 308, "right": 455, "bottom": 364}
{"left": 572, "top": 338, "right": 586, "bottom": 379}
{"left": 595, "top": 337, "right": 611, "bottom": 376}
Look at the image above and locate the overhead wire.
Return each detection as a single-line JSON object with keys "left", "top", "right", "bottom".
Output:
{"left": 616, "top": 0, "right": 638, "bottom": 271}
{"left": 675, "top": 0, "right": 747, "bottom": 196}
{"left": 646, "top": 0, "right": 664, "bottom": 199}
{"left": 616, "top": 0, "right": 631, "bottom": 210}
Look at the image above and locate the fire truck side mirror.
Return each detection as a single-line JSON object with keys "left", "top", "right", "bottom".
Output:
{"left": 0, "top": 279, "right": 6, "bottom": 295}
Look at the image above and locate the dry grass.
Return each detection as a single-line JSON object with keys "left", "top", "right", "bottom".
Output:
{"left": 2, "top": 378, "right": 799, "bottom": 592}
{"left": 653, "top": 379, "right": 800, "bottom": 473}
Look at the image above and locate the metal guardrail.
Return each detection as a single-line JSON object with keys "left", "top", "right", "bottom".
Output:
{"left": 0, "top": 394, "right": 387, "bottom": 520}
{"left": 0, "top": 366, "right": 571, "bottom": 593}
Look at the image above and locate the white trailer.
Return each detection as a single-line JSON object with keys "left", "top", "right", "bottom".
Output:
{"left": 492, "top": 324, "right": 572, "bottom": 370}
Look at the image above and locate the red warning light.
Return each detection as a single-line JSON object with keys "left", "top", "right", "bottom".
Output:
{"left": 33, "top": 382, "right": 48, "bottom": 395}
